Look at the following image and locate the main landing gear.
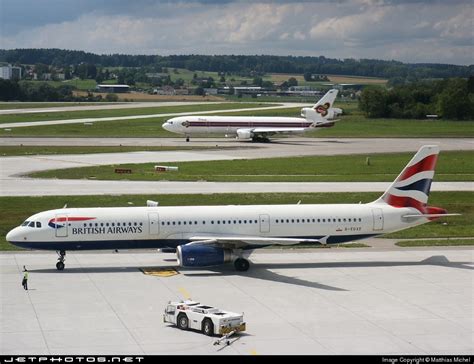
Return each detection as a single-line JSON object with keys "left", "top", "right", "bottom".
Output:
{"left": 234, "top": 257, "right": 250, "bottom": 272}
{"left": 56, "top": 250, "right": 66, "bottom": 271}
{"left": 186, "top": 136, "right": 190, "bottom": 142}
{"left": 251, "top": 135, "right": 270, "bottom": 143}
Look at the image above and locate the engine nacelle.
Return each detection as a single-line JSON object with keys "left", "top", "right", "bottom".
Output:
{"left": 236, "top": 129, "right": 253, "bottom": 139}
{"left": 177, "top": 244, "right": 234, "bottom": 267}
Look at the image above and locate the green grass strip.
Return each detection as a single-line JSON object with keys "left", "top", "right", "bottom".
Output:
{"left": 29, "top": 151, "right": 474, "bottom": 182}
{"left": 396, "top": 239, "right": 474, "bottom": 247}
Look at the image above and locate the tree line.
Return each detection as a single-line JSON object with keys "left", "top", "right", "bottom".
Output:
{"left": 1, "top": 48, "right": 472, "bottom": 80}
{"left": 0, "top": 79, "right": 103, "bottom": 102}
{"left": 359, "top": 78, "right": 474, "bottom": 120}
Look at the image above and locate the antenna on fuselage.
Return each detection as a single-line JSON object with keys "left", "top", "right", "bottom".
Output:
{"left": 63, "top": 204, "right": 67, "bottom": 208}
{"left": 297, "top": 200, "right": 301, "bottom": 205}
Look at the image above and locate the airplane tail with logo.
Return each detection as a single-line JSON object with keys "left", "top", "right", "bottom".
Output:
{"left": 372, "top": 145, "right": 456, "bottom": 219}
{"left": 301, "top": 89, "right": 339, "bottom": 127}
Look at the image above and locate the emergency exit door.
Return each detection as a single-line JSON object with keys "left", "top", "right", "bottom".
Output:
{"left": 148, "top": 213, "right": 160, "bottom": 235}
{"left": 259, "top": 214, "right": 270, "bottom": 233}
{"left": 371, "top": 208, "right": 384, "bottom": 231}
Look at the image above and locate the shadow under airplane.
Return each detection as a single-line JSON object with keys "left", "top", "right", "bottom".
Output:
{"left": 29, "top": 255, "right": 472, "bottom": 291}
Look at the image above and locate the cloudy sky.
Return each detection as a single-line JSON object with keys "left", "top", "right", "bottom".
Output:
{"left": 0, "top": 0, "right": 472, "bottom": 65}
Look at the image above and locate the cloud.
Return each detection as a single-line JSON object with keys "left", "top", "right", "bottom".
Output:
{"left": 0, "top": 0, "right": 472, "bottom": 65}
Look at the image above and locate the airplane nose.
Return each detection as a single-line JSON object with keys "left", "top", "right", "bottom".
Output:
{"left": 162, "top": 121, "right": 171, "bottom": 132}
{"left": 6, "top": 227, "right": 20, "bottom": 242}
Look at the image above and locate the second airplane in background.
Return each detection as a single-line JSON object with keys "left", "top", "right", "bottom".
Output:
{"left": 163, "top": 89, "right": 339, "bottom": 142}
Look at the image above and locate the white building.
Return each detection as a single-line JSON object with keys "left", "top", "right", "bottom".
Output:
{"left": 0, "top": 64, "right": 22, "bottom": 80}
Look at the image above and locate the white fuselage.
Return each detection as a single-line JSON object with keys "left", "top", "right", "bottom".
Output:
{"left": 162, "top": 116, "right": 315, "bottom": 137}
{"left": 6, "top": 203, "right": 427, "bottom": 251}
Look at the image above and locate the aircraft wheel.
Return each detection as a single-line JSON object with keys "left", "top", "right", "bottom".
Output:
{"left": 234, "top": 258, "right": 250, "bottom": 272}
{"left": 177, "top": 313, "right": 189, "bottom": 330}
{"left": 186, "top": 137, "right": 190, "bottom": 142}
{"left": 56, "top": 261, "right": 65, "bottom": 271}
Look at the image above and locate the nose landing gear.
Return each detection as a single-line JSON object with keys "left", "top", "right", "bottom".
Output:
{"left": 56, "top": 250, "right": 66, "bottom": 271}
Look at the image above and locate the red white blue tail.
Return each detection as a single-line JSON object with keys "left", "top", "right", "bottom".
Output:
{"left": 373, "top": 145, "right": 447, "bottom": 216}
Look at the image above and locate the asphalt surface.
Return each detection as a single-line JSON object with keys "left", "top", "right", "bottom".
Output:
{"left": 1, "top": 247, "right": 472, "bottom": 354}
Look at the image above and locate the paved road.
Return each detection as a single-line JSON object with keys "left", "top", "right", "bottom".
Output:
{"left": 1, "top": 138, "right": 472, "bottom": 196}
{"left": 0, "top": 103, "right": 306, "bottom": 128}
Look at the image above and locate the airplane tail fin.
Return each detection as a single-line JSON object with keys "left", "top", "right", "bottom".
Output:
{"left": 312, "top": 89, "right": 338, "bottom": 118}
{"left": 301, "top": 89, "right": 339, "bottom": 126}
{"left": 372, "top": 145, "right": 449, "bottom": 217}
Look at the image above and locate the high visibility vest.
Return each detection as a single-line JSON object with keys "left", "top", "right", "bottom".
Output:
{"left": 23, "top": 271, "right": 29, "bottom": 280}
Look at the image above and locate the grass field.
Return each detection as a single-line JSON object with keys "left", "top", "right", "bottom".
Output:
{"left": 395, "top": 239, "right": 474, "bottom": 247}
{"left": 29, "top": 151, "right": 474, "bottom": 182}
{"left": 1, "top": 191, "right": 471, "bottom": 251}
{"left": 0, "top": 145, "right": 220, "bottom": 157}
{"left": 0, "top": 102, "right": 269, "bottom": 124}
{"left": 265, "top": 73, "right": 387, "bottom": 87}
{"left": 0, "top": 102, "right": 117, "bottom": 110}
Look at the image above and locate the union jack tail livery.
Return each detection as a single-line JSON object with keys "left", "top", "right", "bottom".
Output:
{"left": 374, "top": 145, "right": 448, "bottom": 217}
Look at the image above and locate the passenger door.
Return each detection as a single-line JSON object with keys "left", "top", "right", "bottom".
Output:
{"left": 371, "top": 208, "right": 384, "bottom": 231}
{"left": 55, "top": 214, "right": 68, "bottom": 238}
{"left": 148, "top": 213, "right": 160, "bottom": 235}
{"left": 259, "top": 214, "right": 270, "bottom": 234}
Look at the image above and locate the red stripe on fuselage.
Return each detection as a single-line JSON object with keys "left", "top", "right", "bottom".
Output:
{"left": 187, "top": 122, "right": 312, "bottom": 128}
{"left": 399, "top": 154, "right": 437, "bottom": 182}
{"left": 50, "top": 217, "right": 96, "bottom": 223}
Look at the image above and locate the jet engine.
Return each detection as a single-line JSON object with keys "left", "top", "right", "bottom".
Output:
{"left": 177, "top": 244, "right": 235, "bottom": 267}
{"left": 236, "top": 129, "right": 253, "bottom": 139}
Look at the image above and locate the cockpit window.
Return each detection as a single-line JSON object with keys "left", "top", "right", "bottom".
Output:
{"left": 22, "top": 221, "right": 30, "bottom": 226}
{"left": 28, "top": 221, "right": 35, "bottom": 227}
{"left": 36, "top": 222, "right": 42, "bottom": 228}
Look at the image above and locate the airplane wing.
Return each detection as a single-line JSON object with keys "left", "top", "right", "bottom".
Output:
{"left": 186, "top": 235, "right": 324, "bottom": 249}
{"left": 246, "top": 127, "right": 308, "bottom": 136}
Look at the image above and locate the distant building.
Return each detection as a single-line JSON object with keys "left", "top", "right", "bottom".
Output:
{"left": 153, "top": 86, "right": 175, "bottom": 95}
{"left": 204, "top": 88, "right": 218, "bottom": 95}
{"left": 0, "top": 64, "right": 22, "bottom": 80}
{"left": 96, "top": 84, "right": 130, "bottom": 93}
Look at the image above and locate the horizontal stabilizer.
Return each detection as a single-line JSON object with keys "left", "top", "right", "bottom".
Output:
{"left": 402, "top": 213, "right": 461, "bottom": 218}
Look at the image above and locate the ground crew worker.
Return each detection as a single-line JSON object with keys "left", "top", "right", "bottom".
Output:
{"left": 22, "top": 267, "right": 29, "bottom": 290}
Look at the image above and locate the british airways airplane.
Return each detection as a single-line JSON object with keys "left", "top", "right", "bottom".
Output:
{"left": 6, "top": 145, "right": 455, "bottom": 272}
{"left": 162, "top": 89, "right": 339, "bottom": 142}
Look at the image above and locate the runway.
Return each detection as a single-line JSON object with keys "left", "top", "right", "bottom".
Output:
{"left": 1, "top": 138, "right": 472, "bottom": 196}
{"left": 1, "top": 247, "right": 472, "bottom": 354}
